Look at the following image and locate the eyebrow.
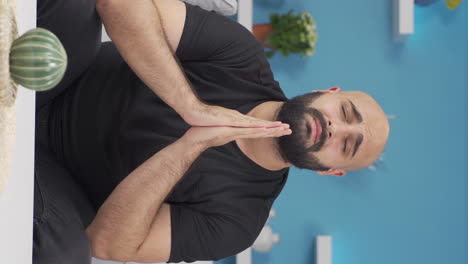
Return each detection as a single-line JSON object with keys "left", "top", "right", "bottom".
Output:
{"left": 349, "top": 100, "right": 363, "bottom": 123}
{"left": 352, "top": 133, "right": 364, "bottom": 157}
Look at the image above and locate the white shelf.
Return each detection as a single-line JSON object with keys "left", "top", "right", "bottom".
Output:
{"left": 316, "top": 236, "right": 333, "bottom": 264}
{"left": 236, "top": 247, "right": 252, "bottom": 264}
{"left": 237, "top": 0, "right": 253, "bottom": 31}
{"left": 393, "top": 0, "right": 414, "bottom": 41}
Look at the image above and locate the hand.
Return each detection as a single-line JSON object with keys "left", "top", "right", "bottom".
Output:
{"left": 181, "top": 101, "right": 283, "bottom": 128}
{"left": 182, "top": 125, "right": 292, "bottom": 149}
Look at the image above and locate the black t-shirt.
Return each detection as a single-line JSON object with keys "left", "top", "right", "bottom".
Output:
{"left": 50, "top": 3, "right": 289, "bottom": 262}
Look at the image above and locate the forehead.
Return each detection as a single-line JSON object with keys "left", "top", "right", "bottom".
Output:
{"left": 312, "top": 91, "right": 374, "bottom": 107}
{"left": 311, "top": 91, "right": 385, "bottom": 122}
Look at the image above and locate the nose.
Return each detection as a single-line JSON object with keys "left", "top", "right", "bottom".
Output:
{"left": 326, "top": 119, "right": 360, "bottom": 139}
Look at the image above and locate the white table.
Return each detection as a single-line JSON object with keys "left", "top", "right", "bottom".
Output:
{"left": 0, "top": 0, "right": 36, "bottom": 263}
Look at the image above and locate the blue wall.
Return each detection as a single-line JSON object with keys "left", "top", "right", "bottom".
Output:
{"left": 218, "top": 1, "right": 467, "bottom": 264}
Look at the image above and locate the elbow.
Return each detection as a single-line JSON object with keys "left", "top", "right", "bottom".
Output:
{"left": 95, "top": 0, "right": 108, "bottom": 13}
{"left": 89, "top": 240, "right": 134, "bottom": 262}
{"left": 87, "top": 229, "right": 134, "bottom": 262}
{"left": 95, "top": 0, "right": 113, "bottom": 9}
{"left": 95, "top": 0, "right": 120, "bottom": 17}
{"left": 91, "top": 247, "right": 111, "bottom": 261}
{"left": 88, "top": 236, "right": 110, "bottom": 260}
{"left": 86, "top": 228, "right": 111, "bottom": 260}
{"left": 93, "top": 250, "right": 129, "bottom": 263}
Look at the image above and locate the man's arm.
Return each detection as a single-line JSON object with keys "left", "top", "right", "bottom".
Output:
{"left": 85, "top": 125, "right": 292, "bottom": 263}
{"left": 96, "top": 0, "right": 194, "bottom": 114}
{"left": 96, "top": 0, "right": 282, "bottom": 128}
{"left": 85, "top": 132, "right": 200, "bottom": 262}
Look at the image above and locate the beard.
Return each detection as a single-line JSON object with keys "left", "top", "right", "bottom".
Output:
{"left": 276, "top": 92, "right": 330, "bottom": 171}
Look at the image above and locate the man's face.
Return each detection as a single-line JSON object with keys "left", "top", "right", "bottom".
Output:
{"left": 277, "top": 89, "right": 389, "bottom": 174}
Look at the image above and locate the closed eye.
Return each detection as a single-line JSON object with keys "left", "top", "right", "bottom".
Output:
{"left": 343, "top": 138, "right": 348, "bottom": 153}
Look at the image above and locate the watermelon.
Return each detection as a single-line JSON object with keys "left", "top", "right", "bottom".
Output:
{"left": 9, "top": 28, "right": 67, "bottom": 91}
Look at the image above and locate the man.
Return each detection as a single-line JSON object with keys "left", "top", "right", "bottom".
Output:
{"left": 33, "top": 0, "right": 389, "bottom": 263}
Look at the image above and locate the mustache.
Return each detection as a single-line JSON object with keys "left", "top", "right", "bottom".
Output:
{"left": 305, "top": 108, "right": 327, "bottom": 152}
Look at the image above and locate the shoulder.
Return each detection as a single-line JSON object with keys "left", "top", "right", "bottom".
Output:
{"left": 176, "top": 3, "right": 264, "bottom": 62}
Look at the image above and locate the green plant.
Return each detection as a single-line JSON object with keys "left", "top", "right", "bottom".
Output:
{"left": 265, "top": 11, "right": 318, "bottom": 58}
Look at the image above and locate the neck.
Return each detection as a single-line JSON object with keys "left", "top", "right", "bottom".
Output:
{"left": 236, "top": 101, "right": 291, "bottom": 171}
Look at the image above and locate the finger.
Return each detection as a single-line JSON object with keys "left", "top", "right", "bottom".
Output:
{"left": 233, "top": 127, "right": 291, "bottom": 139}
{"left": 235, "top": 117, "right": 282, "bottom": 128}
{"left": 231, "top": 112, "right": 283, "bottom": 128}
{"left": 237, "top": 127, "right": 270, "bottom": 136}
{"left": 202, "top": 105, "right": 284, "bottom": 128}
{"left": 251, "top": 120, "right": 283, "bottom": 128}
{"left": 264, "top": 127, "right": 292, "bottom": 137}
{"left": 209, "top": 106, "right": 284, "bottom": 128}
{"left": 269, "top": 128, "right": 292, "bottom": 137}
{"left": 241, "top": 129, "right": 292, "bottom": 139}
{"left": 226, "top": 127, "right": 271, "bottom": 138}
{"left": 260, "top": 126, "right": 292, "bottom": 137}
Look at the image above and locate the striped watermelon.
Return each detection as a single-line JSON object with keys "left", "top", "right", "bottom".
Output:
{"left": 9, "top": 28, "right": 67, "bottom": 91}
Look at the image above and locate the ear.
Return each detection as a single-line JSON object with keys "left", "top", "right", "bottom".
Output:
{"left": 313, "top": 86, "right": 341, "bottom": 93}
{"left": 316, "top": 169, "right": 346, "bottom": 177}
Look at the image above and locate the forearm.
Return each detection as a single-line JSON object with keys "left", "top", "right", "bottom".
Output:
{"left": 86, "top": 135, "right": 205, "bottom": 258}
{"left": 96, "top": 0, "right": 198, "bottom": 116}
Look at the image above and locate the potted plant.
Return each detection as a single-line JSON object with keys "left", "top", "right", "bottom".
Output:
{"left": 253, "top": 11, "right": 318, "bottom": 58}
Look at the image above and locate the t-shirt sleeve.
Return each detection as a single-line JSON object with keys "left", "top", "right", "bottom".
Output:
{"left": 168, "top": 203, "right": 260, "bottom": 263}
{"left": 175, "top": 3, "right": 261, "bottom": 63}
